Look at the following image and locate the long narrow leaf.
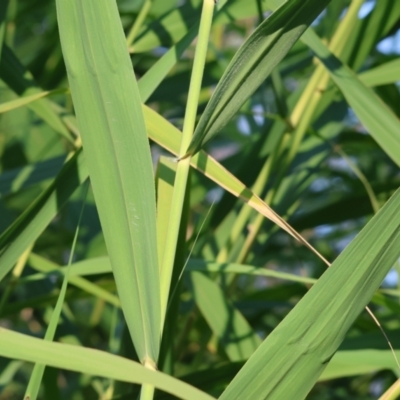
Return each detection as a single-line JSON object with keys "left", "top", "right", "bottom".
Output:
{"left": 0, "top": 45, "right": 74, "bottom": 142}
{"left": 359, "top": 59, "right": 400, "bottom": 87}
{"left": 0, "top": 328, "right": 215, "bottom": 400}
{"left": 302, "top": 29, "right": 400, "bottom": 167}
{"left": 0, "top": 150, "right": 87, "bottom": 282}
{"left": 320, "top": 350, "right": 400, "bottom": 381}
{"left": 220, "top": 188, "right": 400, "bottom": 400}
{"left": 28, "top": 253, "right": 120, "bottom": 307}
{"left": 186, "top": 0, "right": 332, "bottom": 157}
{"left": 56, "top": 0, "right": 160, "bottom": 364}
{"left": 192, "top": 272, "right": 261, "bottom": 361}
{"left": 0, "top": 88, "right": 67, "bottom": 114}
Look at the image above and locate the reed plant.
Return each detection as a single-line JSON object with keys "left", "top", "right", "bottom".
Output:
{"left": 0, "top": 0, "right": 400, "bottom": 399}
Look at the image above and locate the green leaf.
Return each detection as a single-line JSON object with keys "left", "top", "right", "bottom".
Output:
{"left": 25, "top": 186, "right": 88, "bottom": 400}
{"left": 191, "top": 271, "right": 261, "bottom": 361}
{"left": 320, "top": 350, "right": 400, "bottom": 381}
{"left": 0, "top": 105, "right": 303, "bottom": 292}
{"left": 359, "top": 59, "right": 400, "bottom": 87}
{"left": 132, "top": 0, "right": 282, "bottom": 53}
{"left": 0, "top": 156, "right": 65, "bottom": 198}
{"left": 155, "top": 157, "right": 177, "bottom": 273}
{"left": 186, "top": 0, "right": 332, "bottom": 157}
{"left": 187, "top": 260, "right": 316, "bottom": 286}
{"left": 0, "top": 45, "right": 74, "bottom": 142}
{"left": 302, "top": 29, "right": 400, "bottom": 168}
{"left": 0, "top": 150, "right": 88, "bottom": 282}
{"left": 340, "top": 0, "right": 400, "bottom": 71}
{"left": 28, "top": 253, "right": 121, "bottom": 307}
{"left": 219, "top": 188, "right": 400, "bottom": 400}
{"left": 0, "top": 328, "right": 216, "bottom": 400}
{"left": 0, "top": 88, "right": 68, "bottom": 114}
{"left": 56, "top": 0, "right": 160, "bottom": 363}
{"left": 145, "top": 105, "right": 324, "bottom": 259}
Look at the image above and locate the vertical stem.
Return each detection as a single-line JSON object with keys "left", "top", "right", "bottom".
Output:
{"left": 226, "top": 0, "right": 365, "bottom": 264}
{"left": 139, "top": 382, "right": 155, "bottom": 400}
{"left": 141, "top": 2, "right": 215, "bottom": 399}
{"left": 127, "top": 0, "right": 153, "bottom": 50}
{"left": 159, "top": 0, "right": 215, "bottom": 330}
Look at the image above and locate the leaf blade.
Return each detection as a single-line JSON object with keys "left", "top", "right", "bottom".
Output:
{"left": 219, "top": 188, "right": 400, "bottom": 400}
{"left": 0, "top": 328, "right": 215, "bottom": 400}
{"left": 56, "top": 0, "right": 160, "bottom": 363}
{"left": 302, "top": 29, "right": 400, "bottom": 167}
{"left": 186, "top": 0, "right": 332, "bottom": 156}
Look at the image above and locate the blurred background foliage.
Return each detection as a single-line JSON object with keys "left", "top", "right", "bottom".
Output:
{"left": 0, "top": 0, "right": 400, "bottom": 399}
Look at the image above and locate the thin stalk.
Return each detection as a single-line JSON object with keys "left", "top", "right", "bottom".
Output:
{"left": 228, "top": 0, "right": 365, "bottom": 264}
{"left": 216, "top": 151, "right": 275, "bottom": 263}
{"left": 256, "top": 0, "right": 264, "bottom": 25}
{"left": 286, "top": 0, "right": 365, "bottom": 163}
{"left": 379, "top": 378, "right": 400, "bottom": 400}
{"left": 127, "top": 0, "right": 152, "bottom": 50}
{"left": 139, "top": 382, "right": 155, "bottom": 400}
{"left": 140, "top": 2, "right": 215, "bottom": 400}
{"left": 159, "top": 0, "right": 215, "bottom": 330}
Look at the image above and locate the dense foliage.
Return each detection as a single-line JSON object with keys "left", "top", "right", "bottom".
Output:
{"left": 0, "top": 0, "right": 400, "bottom": 399}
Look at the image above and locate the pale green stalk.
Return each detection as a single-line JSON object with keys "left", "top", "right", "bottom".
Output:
{"left": 24, "top": 181, "right": 89, "bottom": 400}
{"left": 141, "top": 3, "right": 215, "bottom": 400}
{"left": 379, "top": 378, "right": 400, "bottom": 400}
{"left": 127, "top": 0, "right": 153, "bottom": 50}
{"left": 276, "top": 0, "right": 365, "bottom": 177}
{"left": 159, "top": 0, "right": 215, "bottom": 329}
{"left": 216, "top": 132, "right": 287, "bottom": 262}
{"left": 140, "top": 382, "right": 156, "bottom": 400}
{"left": 228, "top": 0, "right": 365, "bottom": 263}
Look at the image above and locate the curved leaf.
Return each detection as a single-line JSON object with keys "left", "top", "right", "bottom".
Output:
{"left": 0, "top": 328, "right": 215, "bottom": 400}
{"left": 56, "top": 0, "right": 160, "bottom": 363}
{"left": 220, "top": 188, "right": 400, "bottom": 400}
{"left": 186, "top": 0, "right": 332, "bottom": 157}
{"left": 302, "top": 29, "right": 400, "bottom": 167}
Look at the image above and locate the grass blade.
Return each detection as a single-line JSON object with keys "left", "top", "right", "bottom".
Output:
{"left": 0, "top": 45, "right": 74, "bottom": 143}
{"left": 0, "top": 150, "right": 87, "bottom": 282}
{"left": 0, "top": 155, "right": 66, "bottom": 198}
{"left": 28, "top": 253, "right": 121, "bottom": 308}
{"left": 24, "top": 182, "right": 88, "bottom": 400}
{"left": 302, "top": 29, "right": 400, "bottom": 167}
{"left": 320, "top": 350, "right": 400, "bottom": 381}
{"left": 192, "top": 271, "right": 261, "bottom": 361}
{"left": 0, "top": 328, "right": 216, "bottom": 400}
{"left": 0, "top": 88, "right": 67, "bottom": 114}
{"left": 219, "top": 188, "right": 400, "bottom": 400}
{"left": 145, "top": 105, "right": 328, "bottom": 263}
{"left": 185, "top": 0, "right": 332, "bottom": 157}
{"left": 359, "top": 59, "right": 400, "bottom": 87}
{"left": 56, "top": 0, "right": 160, "bottom": 364}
